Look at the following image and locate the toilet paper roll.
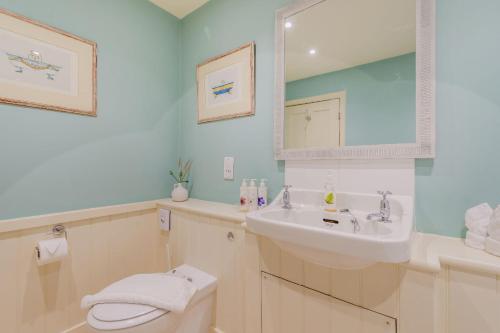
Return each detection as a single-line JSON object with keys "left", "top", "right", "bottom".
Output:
{"left": 35, "top": 237, "right": 68, "bottom": 266}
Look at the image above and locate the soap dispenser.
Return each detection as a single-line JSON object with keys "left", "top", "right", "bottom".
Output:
{"left": 258, "top": 179, "right": 268, "bottom": 209}
{"left": 324, "top": 172, "right": 337, "bottom": 212}
{"left": 248, "top": 179, "right": 258, "bottom": 211}
{"left": 239, "top": 179, "right": 249, "bottom": 212}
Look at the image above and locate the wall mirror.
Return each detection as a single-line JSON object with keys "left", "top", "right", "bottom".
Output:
{"left": 274, "top": 0, "right": 435, "bottom": 160}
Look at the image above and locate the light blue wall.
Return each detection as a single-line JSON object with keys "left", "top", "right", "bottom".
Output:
{"left": 286, "top": 53, "right": 416, "bottom": 146}
{"left": 178, "top": 0, "right": 288, "bottom": 204}
{"left": 3, "top": 0, "right": 499, "bottom": 238}
{"left": 0, "top": 0, "right": 180, "bottom": 219}
{"left": 416, "top": 0, "right": 500, "bottom": 237}
{"left": 179, "top": 0, "right": 500, "bottom": 238}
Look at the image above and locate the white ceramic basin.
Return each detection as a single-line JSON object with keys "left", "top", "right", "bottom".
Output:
{"left": 246, "top": 189, "right": 414, "bottom": 269}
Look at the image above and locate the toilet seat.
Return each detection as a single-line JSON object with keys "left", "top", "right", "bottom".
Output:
{"left": 85, "top": 265, "right": 217, "bottom": 332}
{"left": 88, "top": 303, "right": 168, "bottom": 330}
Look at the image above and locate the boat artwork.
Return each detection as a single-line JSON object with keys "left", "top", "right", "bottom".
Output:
{"left": 211, "top": 81, "right": 234, "bottom": 97}
{"left": 6, "top": 50, "right": 62, "bottom": 80}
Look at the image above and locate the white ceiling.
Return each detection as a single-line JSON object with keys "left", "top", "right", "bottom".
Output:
{"left": 285, "top": 0, "right": 416, "bottom": 82}
{"left": 149, "top": 0, "right": 210, "bottom": 19}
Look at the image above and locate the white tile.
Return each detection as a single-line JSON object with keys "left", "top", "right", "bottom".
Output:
{"left": 285, "top": 159, "right": 414, "bottom": 196}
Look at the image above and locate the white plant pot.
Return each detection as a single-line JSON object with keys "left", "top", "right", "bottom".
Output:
{"left": 172, "top": 183, "right": 189, "bottom": 202}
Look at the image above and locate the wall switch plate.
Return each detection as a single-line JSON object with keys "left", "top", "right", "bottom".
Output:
{"left": 159, "top": 208, "right": 171, "bottom": 231}
{"left": 224, "top": 156, "right": 234, "bottom": 180}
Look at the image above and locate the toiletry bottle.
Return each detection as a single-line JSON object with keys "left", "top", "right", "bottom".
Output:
{"left": 258, "top": 179, "right": 268, "bottom": 209}
{"left": 240, "top": 179, "right": 249, "bottom": 212}
{"left": 324, "top": 173, "right": 337, "bottom": 212}
{"left": 248, "top": 179, "right": 258, "bottom": 211}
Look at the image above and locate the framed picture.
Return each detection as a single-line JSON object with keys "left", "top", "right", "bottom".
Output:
{"left": 0, "top": 8, "right": 97, "bottom": 116}
{"left": 197, "top": 42, "right": 255, "bottom": 123}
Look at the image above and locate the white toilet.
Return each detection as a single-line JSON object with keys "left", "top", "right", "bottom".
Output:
{"left": 86, "top": 265, "right": 217, "bottom": 333}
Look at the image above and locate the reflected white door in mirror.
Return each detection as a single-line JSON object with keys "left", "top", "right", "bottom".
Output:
{"left": 285, "top": 91, "right": 346, "bottom": 150}
{"left": 275, "top": 0, "right": 436, "bottom": 160}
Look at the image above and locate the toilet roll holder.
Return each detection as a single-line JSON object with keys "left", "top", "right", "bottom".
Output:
{"left": 50, "top": 224, "right": 67, "bottom": 239}
{"left": 35, "top": 224, "right": 68, "bottom": 261}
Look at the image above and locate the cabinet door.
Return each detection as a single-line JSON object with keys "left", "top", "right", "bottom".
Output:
{"left": 262, "top": 272, "right": 396, "bottom": 333}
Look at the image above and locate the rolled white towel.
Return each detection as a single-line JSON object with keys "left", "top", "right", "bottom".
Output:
{"left": 494, "top": 205, "right": 500, "bottom": 218}
{"left": 465, "top": 231, "right": 486, "bottom": 250}
{"left": 465, "top": 203, "right": 493, "bottom": 222}
{"left": 485, "top": 237, "right": 500, "bottom": 257}
{"left": 488, "top": 218, "right": 500, "bottom": 240}
{"left": 465, "top": 217, "right": 490, "bottom": 236}
{"left": 487, "top": 205, "right": 500, "bottom": 240}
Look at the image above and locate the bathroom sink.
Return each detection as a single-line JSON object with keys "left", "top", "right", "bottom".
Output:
{"left": 246, "top": 189, "right": 414, "bottom": 269}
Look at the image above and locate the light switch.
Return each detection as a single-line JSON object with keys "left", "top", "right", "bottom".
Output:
{"left": 224, "top": 157, "right": 234, "bottom": 180}
{"left": 159, "top": 208, "right": 171, "bottom": 231}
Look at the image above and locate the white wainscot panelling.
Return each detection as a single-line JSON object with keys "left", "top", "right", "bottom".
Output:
{"left": 398, "top": 267, "right": 439, "bottom": 333}
{"left": 448, "top": 267, "right": 500, "bottom": 333}
{"left": 0, "top": 208, "right": 167, "bottom": 333}
{"left": 4, "top": 198, "right": 500, "bottom": 333}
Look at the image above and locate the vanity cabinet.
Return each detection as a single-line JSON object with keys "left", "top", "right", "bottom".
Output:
{"left": 261, "top": 272, "right": 396, "bottom": 333}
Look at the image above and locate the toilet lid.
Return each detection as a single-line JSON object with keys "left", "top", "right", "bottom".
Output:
{"left": 92, "top": 303, "right": 167, "bottom": 322}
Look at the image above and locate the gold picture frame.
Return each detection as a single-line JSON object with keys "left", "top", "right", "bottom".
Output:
{"left": 0, "top": 8, "right": 97, "bottom": 116}
{"left": 197, "top": 42, "right": 255, "bottom": 123}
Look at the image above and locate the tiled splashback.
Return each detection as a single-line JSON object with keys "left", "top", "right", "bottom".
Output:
{"left": 285, "top": 159, "right": 415, "bottom": 196}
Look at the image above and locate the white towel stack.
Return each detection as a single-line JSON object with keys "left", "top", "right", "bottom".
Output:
{"left": 486, "top": 205, "right": 500, "bottom": 256}
{"left": 464, "top": 203, "right": 492, "bottom": 250}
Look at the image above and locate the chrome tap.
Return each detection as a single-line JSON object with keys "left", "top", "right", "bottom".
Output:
{"left": 367, "top": 191, "right": 392, "bottom": 223}
{"left": 282, "top": 185, "right": 292, "bottom": 209}
{"left": 340, "top": 209, "right": 360, "bottom": 233}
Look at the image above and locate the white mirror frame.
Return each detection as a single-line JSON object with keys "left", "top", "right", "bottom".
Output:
{"left": 274, "top": 0, "right": 435, "bottom": 160}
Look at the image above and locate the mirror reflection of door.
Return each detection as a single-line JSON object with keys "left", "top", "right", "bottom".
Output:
{"left": 285, "top": 92, "right": 345, "bottom": 149}
{"left": 283, "top": 0, "right": 416, "bottom": 148}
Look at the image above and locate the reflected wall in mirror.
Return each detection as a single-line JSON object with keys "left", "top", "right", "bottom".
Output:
{"left": 274, "top": 0, "right": 435, "bottom": 160}
{"left": 284, "top": 0, "right": 416, "bottom": 149}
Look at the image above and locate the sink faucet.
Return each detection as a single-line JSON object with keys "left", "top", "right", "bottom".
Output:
{"left": 282, "top": 185, "right": 292, "bottom": 209}
{"left": 340, "top": 209, "right": 360, "bottom": 233}
{"left": 367, "top": 191, "right": 392, "bottom": 223}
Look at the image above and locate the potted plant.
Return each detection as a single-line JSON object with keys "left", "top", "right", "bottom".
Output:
{"left": 169, "top": 159, "right": 192, "bottom": 202}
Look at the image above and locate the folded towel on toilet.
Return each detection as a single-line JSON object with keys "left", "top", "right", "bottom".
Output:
{"left": 465, "top": 231, "right": 486, "bottom": 250}
{"left": 81, "top": 273, "right": 197, "bottom": 314}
